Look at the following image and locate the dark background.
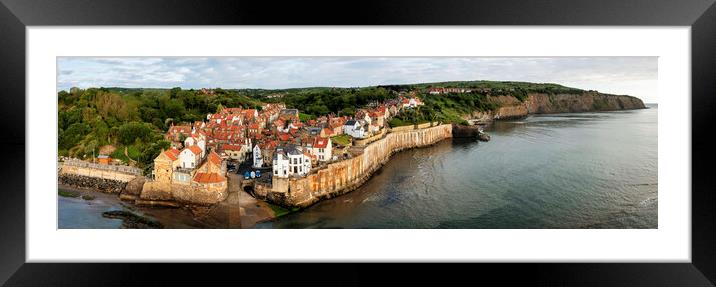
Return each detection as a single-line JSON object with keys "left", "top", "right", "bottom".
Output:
{"left": 1, "top": 0, "right": 714, "bottom": 286}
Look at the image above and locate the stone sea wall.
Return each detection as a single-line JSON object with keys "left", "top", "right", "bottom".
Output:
{"left": 255, "top": 124, "right": 453, "bottom": 208}
{"left": 58, "top": 174, "right": 127, "bottom": 193}
{"left": 60, "top": 162, "right": 140, "bottom": 182}
{"left": 140, "top": 181, "right": 228, "bottom": 206}
{"left": 58, "top": 161, "right": 140, "bottom": 193}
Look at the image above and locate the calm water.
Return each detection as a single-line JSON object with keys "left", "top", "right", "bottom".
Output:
{"left": 58, "top": 190, "right": 125, "bottom": 229}
{"left": 58, "top": 186, "right": 206, "bottom": 229}
{"left": 263, "top": 105, "right": 658, "bottom": 229}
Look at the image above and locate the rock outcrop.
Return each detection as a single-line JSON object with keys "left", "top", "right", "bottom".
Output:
{"left": 123, "top": 177, "right": 146, "bottom": 196}
{"left": 452, "top": 124, "right": 482, "bottom": 138}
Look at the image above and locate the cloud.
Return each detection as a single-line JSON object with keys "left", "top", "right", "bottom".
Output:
{"left": 57, "top": 57, "right": 658, "bottom": 103}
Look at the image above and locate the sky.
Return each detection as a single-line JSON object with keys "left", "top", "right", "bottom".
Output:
{"left": 57, "top": 57, "right": 658, "bottom": 103}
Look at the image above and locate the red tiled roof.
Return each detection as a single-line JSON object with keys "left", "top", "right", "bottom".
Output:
{"left": 168, "top": 125, "right": 192, "bottom": 135}
{"left": 222, "top": 144, "right": 243, "bottom": 151}
{"left": 242, "top": 109, "right": 257, "bottom": 119}
{"left": 164, "top": 148, "right": 180, "bottom": 161}
{"left": 313, "top": 137, "right": 329, "bottom": 148}
{"left": 193, "top": 172, "right": 226, "bottom": 183}
{"left": 186, "top": 145, "right": 202, "bottom": 155}
{"left": 208, "top": 151, "right": 222, "bottom": 165}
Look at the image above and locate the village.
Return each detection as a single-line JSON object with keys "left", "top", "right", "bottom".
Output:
{"left": 142, "top": 93, "right": 427, "bottom": 204}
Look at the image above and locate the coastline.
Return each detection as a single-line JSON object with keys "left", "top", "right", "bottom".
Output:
{"left": 58, "top": 104, "right": 650, "bottom": 228}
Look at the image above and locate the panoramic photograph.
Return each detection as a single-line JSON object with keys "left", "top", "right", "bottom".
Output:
{"left": 56, "top": 57, "right": 657, "bottom": 229}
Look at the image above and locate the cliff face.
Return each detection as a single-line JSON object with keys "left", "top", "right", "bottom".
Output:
{"left": 464, "top": 92, "right": 646, "bottom": 120}
{"left": 524, "top": 92, "right": 646, "bottom": 114}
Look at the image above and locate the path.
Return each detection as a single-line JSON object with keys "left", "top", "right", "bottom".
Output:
{"left": 194, "top": 172, "right": 274, "bottom": 228}
{"left": 124, "top": 146, "right": 137, "bottom": 165}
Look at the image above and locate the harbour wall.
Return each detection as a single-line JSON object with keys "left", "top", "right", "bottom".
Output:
{"left": 140, "top": 181, "right": 228, "bottom": 206}
{"left": 58, "top": 159, "right": 142, "bottom": 193}
{"left": 254, "top": 124, "right": 453, "bottom": 208}
{"left": 59, "top": 159, "right": 142, "bottom": 182}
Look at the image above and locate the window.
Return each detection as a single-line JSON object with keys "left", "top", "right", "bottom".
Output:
{"left": 274, "top": 170, "right": 278, "bottom": 175}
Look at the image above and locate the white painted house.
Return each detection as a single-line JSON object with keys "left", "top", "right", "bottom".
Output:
{"left": 179, "top": 145, "right": 202, "bottom": 169}
{"left": 361, "top": 113, "right": 372, "bottom": 125}
{"left": 344, "top": 120, "right": 365, "bottom": 139}
{"left": 273, "top": 145, "right": 311, "bottom": 178}
{"left": 184, "top": 135, "right": 206, "bottom": 157}
{"left": 252, "top": 144, "right": 263, "bottom": 168}
{"left": 311, "top": 137, "right": 332, "bottom": 162}
{"left": 272, "top": 150, "right": 290, "bottom": 178}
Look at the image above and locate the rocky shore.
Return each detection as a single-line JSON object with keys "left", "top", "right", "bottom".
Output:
{"left": 102, "top": 210, "right": 164, "bottom": 229}
{"left": 58, "top": 174, "right": 127, "bottom": 193}
{"left": 452, "top": 124, "right": 490, "bottom": 141}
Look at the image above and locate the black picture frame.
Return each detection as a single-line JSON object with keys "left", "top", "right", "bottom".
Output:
{"left": 1, "top": 0, "right": 714, "bottom": 286}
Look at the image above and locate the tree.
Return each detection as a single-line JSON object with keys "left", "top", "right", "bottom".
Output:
{"left": 95, "top": 91, "right": 126, "bottom": 119}
{"left": 59, "top": 123, "right": 91, "bottom": 150}
{"left": 137, "top": 139, "right": 171, "bottom": 173}
{"left": 117, "top": 122, "right": 152, "bottom": 145}
{"left": 162, "top": 99, "right": 186, "bottom": 119}
{"left": 84, "top": 139, "right": 99, "bottom": 156}
{"left": 169, "top": 87, "right": 181, "bottom": 99}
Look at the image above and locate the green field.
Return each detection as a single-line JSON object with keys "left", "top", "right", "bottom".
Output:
{"left": 330, "top": 134, "right": 352, "bottom": 146}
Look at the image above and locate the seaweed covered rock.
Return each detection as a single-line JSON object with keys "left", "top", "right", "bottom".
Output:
{"left": 123, "top": 176, "right": 146, "bottom": 196}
